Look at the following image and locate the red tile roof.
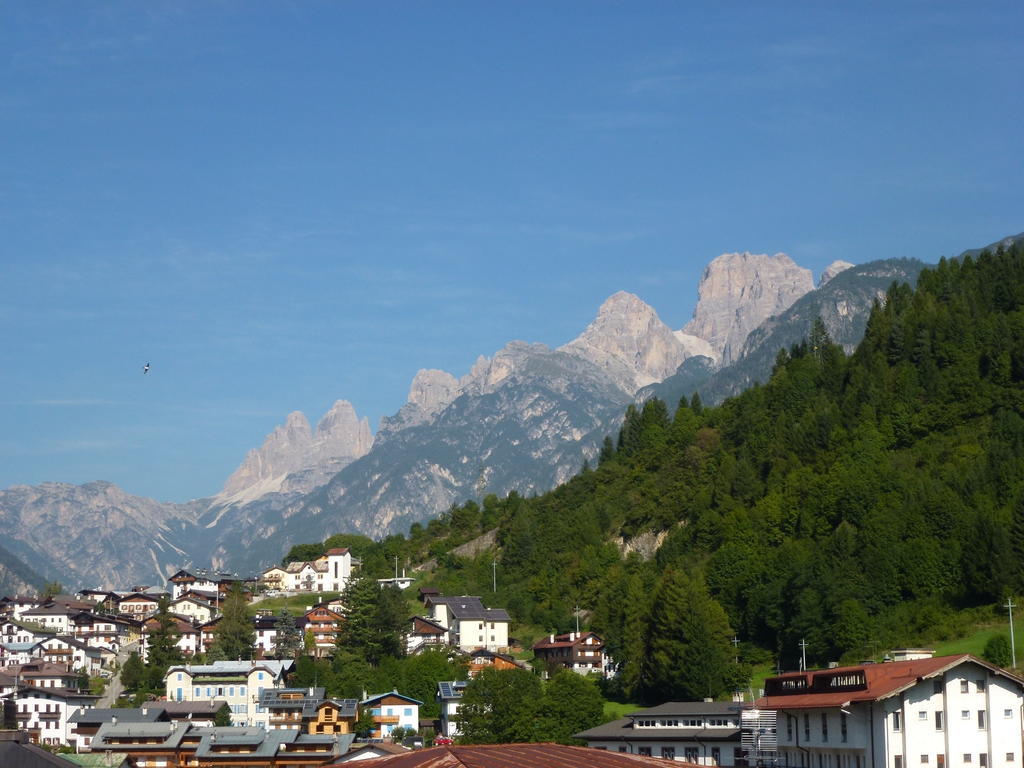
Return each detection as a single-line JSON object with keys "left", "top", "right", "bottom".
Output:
{"left": 328, "top": 743, "right": 696, "bottom": 767}
{"left": 758, "top": 654, "right": 1023, "bottom": 710}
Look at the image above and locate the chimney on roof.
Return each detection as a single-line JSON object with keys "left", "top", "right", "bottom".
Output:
{"left": 569, "top": 632, "right": 576, "bottom": 642}
{"left": 549, "top": 634, "right": 554, "bottom": 643}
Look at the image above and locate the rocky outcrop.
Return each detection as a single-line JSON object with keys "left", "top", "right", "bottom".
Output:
{"left": 560, "top": 291, "right": 713, "bottom": 392}
{"left": 683, "top": 252, "right": 814, "bottom": 365}
{"left": 377, "top": 370, "right": 460, "bottom": 442}
{"left": 215, "top": 401, "right": 372, "bottom": 506}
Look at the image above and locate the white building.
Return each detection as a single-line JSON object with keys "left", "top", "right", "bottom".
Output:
{"left": 1, "top": 683, "right": 99, "bottom": 747}
{"left": 422, "top": 595, "right": 510, "bottom": 652}
{"left": 437, "top": 680, "right": 468, "bottom": 738}
{"left": 163, "top": 660, "right": 293, "bottom": 727}
{"left": 262, "top": 548, "right": 354, "bottom": 594}
{"left": 575, "top": 700, "right": 747, "bottom": 762}
{"left": 761, "top": 653, "right": 1024, "bottom": 768}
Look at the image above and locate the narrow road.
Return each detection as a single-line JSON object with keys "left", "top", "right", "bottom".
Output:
{"left": 97, "top": 640, "right": 138, "bottom": 707}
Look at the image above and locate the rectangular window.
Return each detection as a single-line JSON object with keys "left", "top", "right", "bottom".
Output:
{"left": 921, "top": 757, "right": 929, "bottom": 765}
{"left": 805, "top": 713, "right": 810, "bottom": 740}
{"left": 664, "top": 747, "right": 678, "bottom": 759}
{"left": 893, "top": 712, "right": 902, "bottom": 731}
{"left": 787, "top": 715, "right": 794, "bottom": 741}
{"left": 979, "top": 756, "right": 987, "bottom": 768}
{"left": 978, "top": 711, "right": 986, "bottom": 729}
{"left": 404, "top": 708, "right": 412, "bottom": 716}
{"left": 895, "top": 757, "right": 903, "bottom": 768}
{"left": 976, "top": 680, "right": 986, "bottom": 692}
{"left": 1005, "top": 709, "right": 1013, "bottom": 719}
{"left": 961, "top": 681, "right": 970, "bottom": 694}
{"left": 919, "top": 711, "right": 928, "bottom": 721}
{"left": 964, "top": 756, "right": 972, "bottom": 764}
{"left": 822, "top": 713, "right": 829, "bottom": 742}
{"left": 937, "top": 756, "right": 945, "bottom": 768}
{"left": 934, "top": 680, "right": 943, "bottom": 695}
{"left": 935, "top": 712, "right": 943, "bottom": 731}
{"left": 1007, "top": 755, "right": 1014, "bottom": 762}
{"left": 712, "top": 747, "right": 721, "bottom": 764}
{"left": 638, "top": 747, "right": 651, "bottom": 757}
{"left": 841, "top": 712, "right": 848, "bottom": 743}
{"left": 962, "top": 710, "right": 970, "bottom": 720}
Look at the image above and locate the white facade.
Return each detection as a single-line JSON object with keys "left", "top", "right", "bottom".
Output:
{"left": 3, "top": 686, "right": 98, "bottom": 747}
{"left": 425, "top": 596, "right": 511, "bottom": 652}
{"left": 164, "top": 660, "right": 292, "bottom": 727}
{"left": 767, "top": 656, "right": 1024, "bottom": 768}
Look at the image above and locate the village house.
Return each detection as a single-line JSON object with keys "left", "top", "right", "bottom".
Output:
{"left": 360, "top": 691, "right": 422, "bottom": 740}
{"left": 436, "top": 680, "right": 468, "bottom": 739}
{"left": 140, "top": 615, "right": 201, "bottom": 660}
{"left": 532, "top": 630, "right": 608, "bottom": 677}
{"left": 169, "top": 595, "right": 218, "bottom": 624}
{"left": 2, "top": 682, "right": 99, "bottom": 746}
{"left": 254, "top": 613, "right": 281, "bottom": 657}
{"left": 164, "top": 660, "right": 293, "bottom": 727}
{"left": 35, "top": 635, "right": 104, "bottom": 674}
{"left": 2, "top": 618, "right": 56, "bottom": 646}
{"left": 0, "top": 595, "right": 42, "bottom": 620}
{"left": 4, "top": 661, "right": 83, "bottom": 689}
{"left": 303, "top": 603, "right": 343, "bottom": 656}
{"left": 19, "top": 604, "right": 77, "bottom": 634}
{"left": 575, "top": 700, "right": 747, "bottom": 763}
{"left": 420, "top": 595, "right": 511, "bottom": 652}
{"left": 467, "top": 648, "right": 528, "bottom": 676}
{"left": 262, "top": 548, "right": 355, "bottom": 594}
{"left": 759, "top": 652, "right": 1024, "bottom": 768}
{"left": 407, "top": 616, "right": 449, "bottom": 655}
{"left": 67, "top": 705, "right": 169, "bottom": 751}
{"left": 257, "top": 687, "right": 359, "bottom": 735}
{"left": 69, "top": 611, "right": 127, "bottom": 649}
{"left": 116, "top": 592, "right": 161, "bottom": 618}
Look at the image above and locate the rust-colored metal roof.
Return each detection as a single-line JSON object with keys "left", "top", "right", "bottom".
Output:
{"left": 758, "top": 654, "right": 1024, "bottom": 710}
{"left": 327, "top": 743, "right": 699, "bottom": 767}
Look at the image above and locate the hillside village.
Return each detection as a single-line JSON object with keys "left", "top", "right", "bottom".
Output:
{"left": 4, "top": 544, "right": 1024, "bottom": 767}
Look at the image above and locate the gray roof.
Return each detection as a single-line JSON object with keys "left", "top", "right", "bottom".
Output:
{"left": 575, "top": 716, "right": 742, "bottom": 743}
{"left": 430, "top": 596, "right": 510, "bottom": 621}
{"left": 68, "top": 707, "right": 167, "bottom": 724}
{"left": 158, "top": 699, "right": 230, "bottom": 717}
{"left": 361, "top": 689, "right": 424, "bottom": 706}
{"left": 166, "top": 659, "right": 292, "bottom": 676}
{"left": 0, "top": 738, "right": 84, "bottom": 768}
{"left": 92, "top": 724, "right": 349, "bottom": 758}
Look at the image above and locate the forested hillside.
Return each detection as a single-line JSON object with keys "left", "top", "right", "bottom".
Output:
{"left": 291, "top": 243, "right": 1024, "bottom": 705}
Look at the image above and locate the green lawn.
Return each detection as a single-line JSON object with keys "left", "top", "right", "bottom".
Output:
{"left": 603, "top": 700, "right": 641, "bottom": 720}
{"left": 248, "top": 592, "right": 342, "bottom": 616}
{"left": 932, "top": 623, "right": 1020, "bottom": 665}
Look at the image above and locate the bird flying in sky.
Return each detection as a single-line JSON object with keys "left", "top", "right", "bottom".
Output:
{"left": 143, "top": 362, "right": 150, "bottom": 374}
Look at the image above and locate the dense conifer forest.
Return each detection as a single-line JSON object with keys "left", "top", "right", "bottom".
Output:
{"left": 285, "top": 243, "right": 1024, "bottom": 705}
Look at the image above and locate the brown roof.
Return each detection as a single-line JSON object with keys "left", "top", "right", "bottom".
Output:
{"left": 758, "top": 654, "right": 1024, "bottom": 710}
{"left": 324, "top": 548, "right": 350, "bottom": 556}
{"left": 328, "top": 743, "right": 693, "bottom": 767}
{"left": 532, "top": 631, "right": 603, "bottom": 650}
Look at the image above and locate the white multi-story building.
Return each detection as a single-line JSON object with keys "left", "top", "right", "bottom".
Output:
{"left": 261, "top": 548, "right": 354, "bottom": 594}
{"left": 437, "top": 681, "right": 468, "bottom": 738}
{"left": 422, "top": 595, "right": 510, "bottom": 652}
{"left": 761, "top": 653, "right": 1024, "bottom": 768}
{"left": 2, "top": 683, "right": 99, "bottom": 747}
{"left": 360, "top": 691, "right": 421, "bottom": 740}
{"left": 163, "top": 660, "right": 293, "bottom": 727}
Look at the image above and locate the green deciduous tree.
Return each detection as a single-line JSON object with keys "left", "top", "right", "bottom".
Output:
{"left": 457, "top": 667, "right": 542, "bottom": 744}
{"left": 536, "top": 670, "right": 605, "bottom": 744}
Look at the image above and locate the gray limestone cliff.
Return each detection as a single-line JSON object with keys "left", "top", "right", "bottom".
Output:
{"left": 560, "top": 291, "right": 715, "bottom": 392}
{"left": 683, "top": 252, "right": 814, "bottom": 365}
{"left": 215, "top": 400, "right": 373, "bottom": 506}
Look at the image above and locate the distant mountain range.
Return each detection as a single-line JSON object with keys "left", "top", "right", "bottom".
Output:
{"left": 5, "top": 236, "right": 1018, "bottom": 590}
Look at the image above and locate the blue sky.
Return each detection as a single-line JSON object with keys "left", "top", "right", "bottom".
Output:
{"left": 2, "top": 1, "right": 1022, "bottom": 502}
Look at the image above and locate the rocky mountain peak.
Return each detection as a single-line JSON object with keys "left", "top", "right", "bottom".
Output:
{"left": 683, "top": 251, "right": 814, "bottom": 365}
{"left": 559, "top": 291, "right": 697, "bottom": 392}
{"left": 407, "top": 369, "right": 460, "bottom": 416}
{"left": 215, "top": 402, "right": 373, "bottom": 506}
{"left": 819, "top": 260, "right": 855, "bottom": 287}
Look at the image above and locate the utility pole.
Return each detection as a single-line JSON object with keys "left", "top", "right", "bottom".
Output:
{"left": 492, "top": 559, "right": 496, "bottom": 593}
{"left": 1006, "top": 598, "right": 1017, "bottom": 669}
{"left": 799, "top": 638, "right": 808, "bottom": 672}
{"left": 575, "top": 605, "right": 580, "bottom": 634}
{"left": 732, "top": 636, "right": 740, "bottom": 665}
